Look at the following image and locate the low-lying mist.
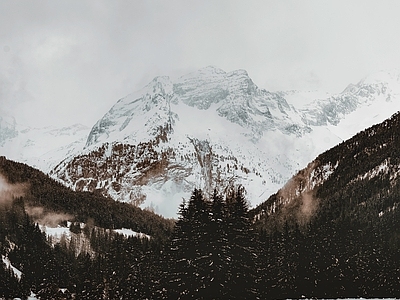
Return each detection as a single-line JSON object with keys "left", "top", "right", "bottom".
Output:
{"left": 277, "top": 161, "right": 319, "bottom": 225}
{"left": 0, "top": 172, "right": 72, "bottom": 227}
{"left": 25, "top": 206, "right": 73, "bottom": 227}
{"left": 0, "top": 174, "right": 27, "bottom": 206}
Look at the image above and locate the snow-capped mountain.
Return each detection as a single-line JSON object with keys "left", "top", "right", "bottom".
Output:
{"left": 50, "top": 67, "right": 400, "bottom": 218}
{"left": 284, "top": 69, "right": 400, "bottom": 138}
{"left": 85, "top": 66, "right": 308, "bottom": 147}
{"left": 0, "top": 120, "right": 89, "bottom": 172}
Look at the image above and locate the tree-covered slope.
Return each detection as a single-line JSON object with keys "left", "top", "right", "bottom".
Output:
{"left": 251, "top": 111, "right": 400, "bottom": 298}
{"left": 253, "top": 111, "right": 400, "bottom": 228}
{"left": 0, "top": 156, "right": 174, "bottom": 240}
{"left": 0, "top": 156, "right": 175, "bottom": 299}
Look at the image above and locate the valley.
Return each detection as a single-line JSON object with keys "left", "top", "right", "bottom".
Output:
{"left": 2, "top": 67, "right": 400, "bottom": 298}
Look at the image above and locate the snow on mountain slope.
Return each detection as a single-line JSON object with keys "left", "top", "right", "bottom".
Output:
{"left": 280, "top": 90, "right": 332, "bottom": 110}
{"left": 302, "top": 70, "right": 400, "bottom": 128}
{"left": 327, "top": 70, "right": 400, "bottom": 141}
{"left": 51, "top": 67, "right": 314, "bottom": 217}
{"left": 85, "top": 66, "right": 308, "bottom": 148}
{"left": 0, "top": 122, "right": 89, "bottom": 172}
{"left": 49, "top": 67, "right": 400, "bottom": 218}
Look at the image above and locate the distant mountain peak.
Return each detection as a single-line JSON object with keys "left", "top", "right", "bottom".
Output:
{"left": 359, "top": 69, "right": 400, "bottom": 85}
{"left": 0, "top": 113, "right": 18, "bottom": 146}
{"left": 227, "top": 68, "right": 249, "bottom": 77}
{"left": 198, "top": 65, "right": 226, "bottom": 74}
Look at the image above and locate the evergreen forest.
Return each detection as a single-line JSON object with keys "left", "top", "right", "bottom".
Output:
{"left": 1, "top": 183, "right": 400, "bottom": 299}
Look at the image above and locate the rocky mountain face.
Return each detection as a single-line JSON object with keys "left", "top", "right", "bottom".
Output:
{"left": 2, "top": 67, "right": 400, "bottom": 217}
{"left": 46, "top": 67, "right": 400, "bottom": 217}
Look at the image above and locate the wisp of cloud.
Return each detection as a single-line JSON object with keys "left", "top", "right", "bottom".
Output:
{"left": 0, "top": 173, "right": 27, "bottom": 206}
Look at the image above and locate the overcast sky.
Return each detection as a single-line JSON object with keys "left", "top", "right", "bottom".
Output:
{"left": 1, "top": 0, "right": 400, "bottom": 128}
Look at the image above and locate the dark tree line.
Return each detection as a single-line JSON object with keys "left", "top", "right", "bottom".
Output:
{"left": 0, "top": 187, "right": 258, "bottom": 299}
{"left": 161, "top": 186, "right": 400, "bottom": 299}
{"left": 2, "top": 185, "right": 400, "bottom": 299}
{"left": 252, "top": 111, "right": 400, "bottom": 298}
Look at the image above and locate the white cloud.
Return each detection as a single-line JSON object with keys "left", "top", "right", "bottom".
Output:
{"left": 1, "top": 0, "right": 400, "bottom": 127}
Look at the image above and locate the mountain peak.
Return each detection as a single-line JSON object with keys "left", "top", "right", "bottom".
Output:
{"left": 227, "top": 69, "right": 249, "bottom": 77}
{"left": 361, "top": 69, "right": 400, "bottom": 84}
{"left": 198, "top": 65, "right": 226, "bottom": 74}
{"left": 144, "top": 75, "right": 173, "bottom": 96}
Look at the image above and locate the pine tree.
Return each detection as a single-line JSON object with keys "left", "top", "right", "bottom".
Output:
{"left": 225, "top": 186, "right": 258, "bottom": 299}
{"left": 187, "top": 189, "right": 212, "bottom": 299}
{"left": 161, "top": 197, "right": 191, "bottom": 298}
{"left": 163, "top": 189, "right": 214, "bottom": 299}
{"left": 206, "top": 190, "right": 231, "bottom": 299}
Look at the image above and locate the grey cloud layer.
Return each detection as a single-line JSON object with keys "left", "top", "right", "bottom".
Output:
{"left": 1, "top": 0, "right": 400, "bottom": 128}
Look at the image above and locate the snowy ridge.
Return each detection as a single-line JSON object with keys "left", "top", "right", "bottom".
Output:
{"left": 114, "top": 228, "right": 151, "bottom": 239}
{"left": 0, "top": 123, "right": 89, "bottom": 172}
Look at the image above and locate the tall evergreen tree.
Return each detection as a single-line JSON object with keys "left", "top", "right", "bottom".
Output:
{"left": 206, "top": 190, "right": 231, "bottom": 299}
{"left": 161, "top": 197, "right": 191, "bottom": 298}
{"left": 225, "top": 186, "right": 258, "bottom": 299}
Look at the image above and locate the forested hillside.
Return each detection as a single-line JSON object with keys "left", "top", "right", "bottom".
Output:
{"left": 0, "top": 195, "right": 165, "bottom": 299}
{"left": 0, "top": 156, "right": 174, "bottom": 239}
{"left": 0, "top": 157, "right": 174, "bottom": 298}
{"left": 252, "top": 111, "right": 400, "bottom": 298}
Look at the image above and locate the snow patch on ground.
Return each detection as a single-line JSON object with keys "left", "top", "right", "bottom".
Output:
{"left": 310, "top": 161, "right": 338, "bottom": 189}
{"left": 352, "top": 159, "right": 391, "bottom": 183}
{"left": 379, "top": 204, "right": 398, "bottom": 217}
{"left": 40, "top": 225, "right": 71, "bottom": 240}
{"left": 40, "top": 222, "right": 151, "bottom": 244}
{"left": 113, "top": 228, "right": 151, "bottom": 239}
{"left": 2, "top": 254, "right": 22, "bottom": 279}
